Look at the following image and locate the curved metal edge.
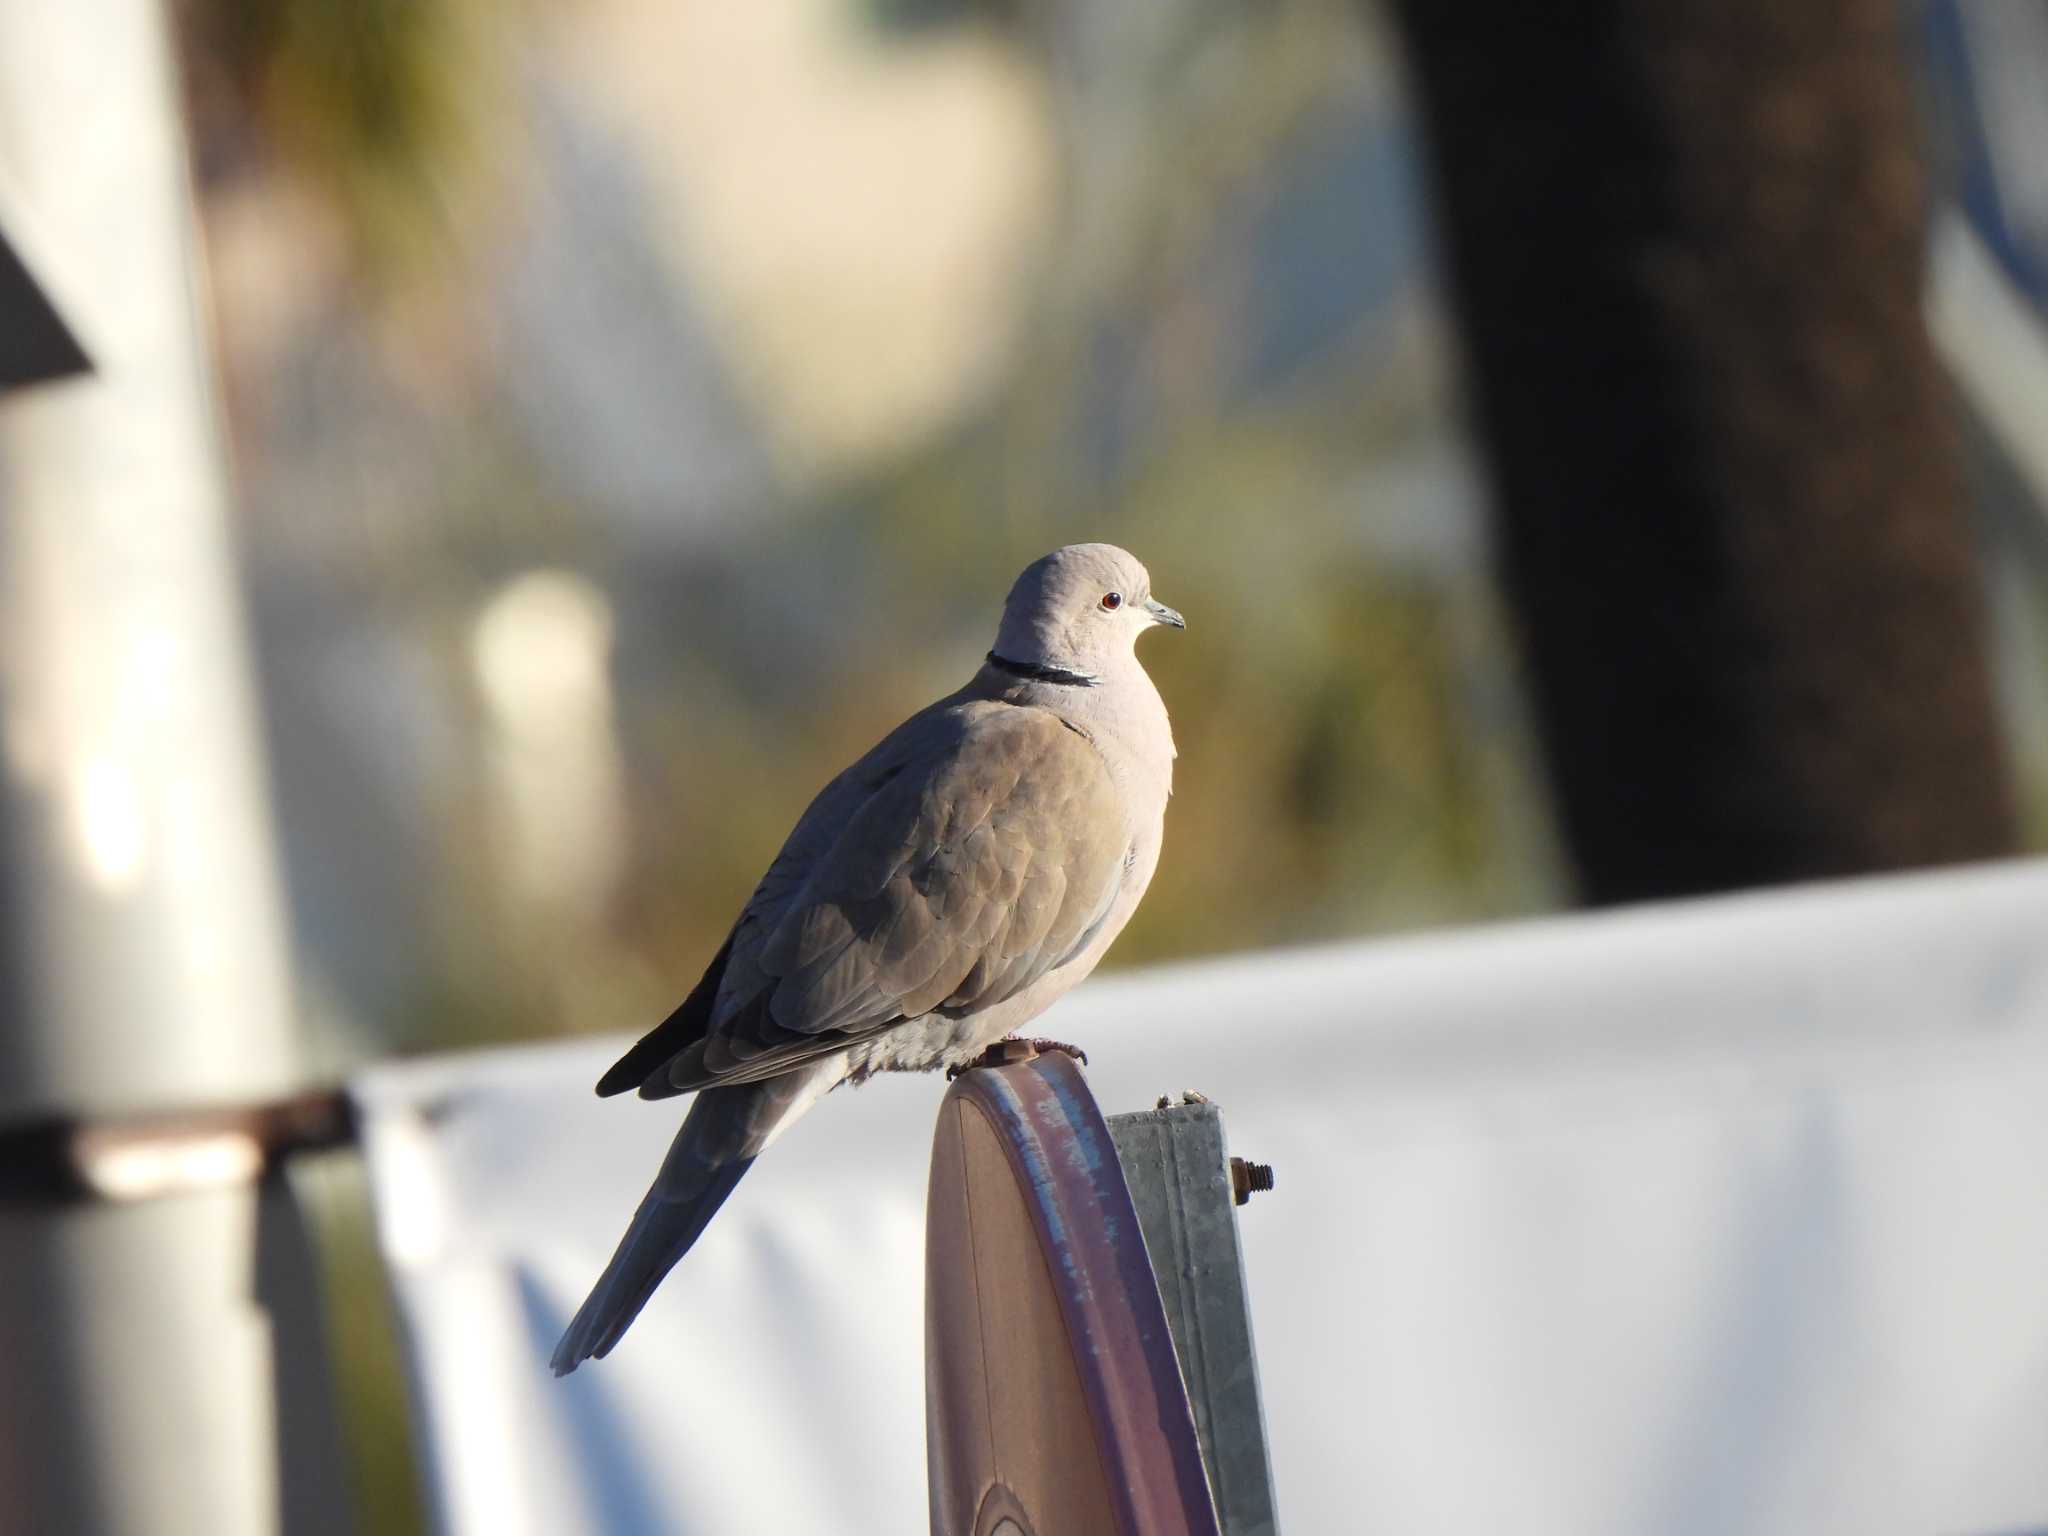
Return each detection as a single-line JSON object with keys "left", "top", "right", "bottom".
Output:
{"left": 946, "top": 1052, "right": 1221, "bottom": 1536}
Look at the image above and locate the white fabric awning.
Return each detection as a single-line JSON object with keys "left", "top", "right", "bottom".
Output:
{"left": 356, "top": 856, "right": 2048, "bottom": 1535}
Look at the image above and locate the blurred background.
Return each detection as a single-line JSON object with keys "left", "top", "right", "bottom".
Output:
{"left": 167, "top": 0, "right": 2048, "bottom": 1057}
{"left": 185, "top": 0, "right": 1560, "bottom": 1070}
{"left": 4, "top": 0, "right": 2048, "bottom": 1530}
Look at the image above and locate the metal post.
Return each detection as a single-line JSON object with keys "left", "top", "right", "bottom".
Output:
{"left": 927, "top": 1048, "right": 1222, "bottom": 1536}
{"left": 0, "top": 3, "right": 346, "bottom": 1531}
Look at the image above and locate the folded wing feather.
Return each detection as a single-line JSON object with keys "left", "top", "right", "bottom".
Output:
{"left": 606, "top": 699, "right": 1126, "bottom": 1100}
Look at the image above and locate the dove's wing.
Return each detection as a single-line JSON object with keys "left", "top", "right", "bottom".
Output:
{"left": 592, "top": 708, "right": 929, "bottom": 1098}
{"left": 603, "top": 698, "right": 1130, "bottom": 1099}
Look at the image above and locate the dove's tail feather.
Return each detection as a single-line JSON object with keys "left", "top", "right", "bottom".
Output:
{"left": 549, "top": 1151, "right": 756, "bottom": 1375}
{"left": 551, "top": 1064, "right": 846, "bottom": 1376}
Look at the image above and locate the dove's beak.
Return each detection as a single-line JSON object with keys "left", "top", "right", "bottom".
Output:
{"left": 1142, "top": 597, "right": 1186, "bottom": 630}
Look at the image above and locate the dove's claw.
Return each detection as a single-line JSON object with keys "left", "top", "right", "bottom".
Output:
{"left": 1014, "top": 1036, "right": 1088, "bottom": 1066}
{"left": 946, "top": 1036, "right": 1089, "bottom": 1080}
{"left": 948, "top": 1040, "right": 1029, "bottom": 1078}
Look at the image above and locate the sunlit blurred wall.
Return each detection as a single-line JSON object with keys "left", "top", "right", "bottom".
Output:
{"left": 550, "top": 0, "right": 1056, "bottom": 477}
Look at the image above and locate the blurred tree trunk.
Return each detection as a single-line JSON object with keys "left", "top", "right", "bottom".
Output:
{"left": 1388, "top": 0, "right": 2017, "bottom": 903}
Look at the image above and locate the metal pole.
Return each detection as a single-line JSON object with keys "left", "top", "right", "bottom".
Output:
{"left": 0, "top": 2, "right": 346, "bottom": 1531}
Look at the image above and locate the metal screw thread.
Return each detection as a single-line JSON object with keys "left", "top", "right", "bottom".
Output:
{"left": 1230, "top": 1157, "right": 1276, "bottom": 1204}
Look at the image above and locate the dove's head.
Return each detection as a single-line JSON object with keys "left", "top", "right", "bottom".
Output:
{"left": 991, "top": 543, "right": 1184, "bottom": 679}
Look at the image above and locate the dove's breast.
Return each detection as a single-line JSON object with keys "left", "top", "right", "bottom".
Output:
{"left": 850, "top": 703, "right": 1172, "bottom": 1079}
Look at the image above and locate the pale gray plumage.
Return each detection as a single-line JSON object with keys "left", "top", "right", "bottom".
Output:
{"left": 551, "top": 543, "right": 1183, "bottom": 1374}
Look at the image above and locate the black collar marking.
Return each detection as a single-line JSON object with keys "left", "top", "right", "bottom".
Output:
{"left": 986, "top": 651, "right": 1099, "bottom": 688}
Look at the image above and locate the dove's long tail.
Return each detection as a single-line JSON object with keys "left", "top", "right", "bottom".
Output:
{"left": 551, "top": 1064, "right": 842, "bottom": 1375}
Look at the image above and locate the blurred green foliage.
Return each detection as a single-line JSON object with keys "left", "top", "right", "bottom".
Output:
{"left": 180, "top": 0, "right": 511, "bottom": 274}
{"left": 294, "top": 1158, "right": 426, "bottom": 1536}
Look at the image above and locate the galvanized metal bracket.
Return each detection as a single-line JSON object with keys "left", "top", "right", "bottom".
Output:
{"left": 1108, "top": 1097, "right": 1282, "bottom": 1536}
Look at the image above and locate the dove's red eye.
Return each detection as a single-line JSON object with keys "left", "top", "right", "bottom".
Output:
{"left": 1101, "top": 591, "right": 1124, "bottom": 610}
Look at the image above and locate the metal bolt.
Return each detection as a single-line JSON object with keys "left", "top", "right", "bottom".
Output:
{"left": 1230, "top": 1157, "right": 1275, "bottom": 1205}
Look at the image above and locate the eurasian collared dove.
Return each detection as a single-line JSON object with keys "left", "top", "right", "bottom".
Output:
{"left": 551, "top": 543, "right": 1184, "bottom": 1374}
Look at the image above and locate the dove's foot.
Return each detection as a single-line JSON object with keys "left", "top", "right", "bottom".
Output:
{"left": 1013, "top": 1036, "right": 1088, "bottom": 1066}
{"left": 945, "top": 1036, "right": 1089, "bottom": 1081}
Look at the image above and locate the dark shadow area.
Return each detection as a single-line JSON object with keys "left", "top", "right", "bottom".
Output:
{"left": 255, "top": 1173, "right": 356, "bottom": 1536}
{"left": 0, "top": 222, "right": 91, "bottom": 389}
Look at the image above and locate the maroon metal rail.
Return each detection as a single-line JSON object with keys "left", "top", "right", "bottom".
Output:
{"left": 926, "top": 1045, "right": 1221, "bottom": 1536}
